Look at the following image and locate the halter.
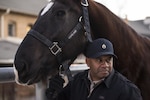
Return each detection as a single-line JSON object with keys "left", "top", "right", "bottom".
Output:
{"left": 27, "top": 0, "right": 92, "bottom": 81}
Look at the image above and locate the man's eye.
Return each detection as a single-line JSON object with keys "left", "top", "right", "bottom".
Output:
{"left": 106, "top": 57, "right": 113, "bottom": 63}
{"left": 96, "top": 59, "right": 102, "bottom": 62}
{"left": 106, "top": 59, "right": 110, "bottom": 63}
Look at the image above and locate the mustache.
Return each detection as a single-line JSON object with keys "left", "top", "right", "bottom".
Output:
{"left": 97, "top": 67, "right": 110, "bottom": 72}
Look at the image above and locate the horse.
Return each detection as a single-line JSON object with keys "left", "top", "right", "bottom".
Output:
{"left": 14, "top": 0, "right": 150, "bottom": 100}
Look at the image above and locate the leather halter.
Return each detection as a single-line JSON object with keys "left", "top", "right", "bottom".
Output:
{"left": 27, "top": 0, "right": 92, "bottom": 81}
{"left": 28, "top": 21, "right": 83, "bottom": 58}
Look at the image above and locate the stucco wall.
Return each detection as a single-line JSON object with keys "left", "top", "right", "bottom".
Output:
{"left": 0, "top": 11, "right": 37, "bottom": 39}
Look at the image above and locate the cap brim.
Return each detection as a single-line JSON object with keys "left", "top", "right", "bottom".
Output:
{"left": 87, "top": 52, "right": 117, "bottom": 59}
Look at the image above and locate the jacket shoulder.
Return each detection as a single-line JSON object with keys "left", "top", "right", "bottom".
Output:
{"left": 113, "top": 71, "right": 142, "bottom": 99}
{"left": 114, "top": 71, "right": 137, "bottom": 88}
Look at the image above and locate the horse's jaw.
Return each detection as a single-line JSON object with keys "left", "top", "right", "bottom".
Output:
{"left": 13, "top": 63, "right": 57, "bottom": 85}
{"left": 13, "top": 66, "right": 28, "bottom": 85}
{"left": 13, "top": 65, "right": 41, "bottom": 85}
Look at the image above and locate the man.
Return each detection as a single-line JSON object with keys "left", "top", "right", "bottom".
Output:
{"left": 46, "top": 38, "right": 143, "bottom": 100}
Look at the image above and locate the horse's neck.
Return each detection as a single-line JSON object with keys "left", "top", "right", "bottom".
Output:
{"left": 88, "top": 1, "right": 140, "bottom": 49}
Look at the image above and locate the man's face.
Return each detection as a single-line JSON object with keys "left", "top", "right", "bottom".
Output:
{"left": 86, "top": 55, "right": 113, "bottom": 81}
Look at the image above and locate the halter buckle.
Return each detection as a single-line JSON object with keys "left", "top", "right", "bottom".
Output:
{"left": 81, "top": 0, "right": 89, "bottom": 6}
{"left": 49, "top": 42, "right": 62, "bottom": 55}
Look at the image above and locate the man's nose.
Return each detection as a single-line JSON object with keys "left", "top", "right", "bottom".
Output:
{"left": 101, "top": 61, "right": 109, "bottom": 67}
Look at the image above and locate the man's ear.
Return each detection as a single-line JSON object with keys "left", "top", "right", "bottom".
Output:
{"left": 85, "top": 58, "right": 90, "bottom": 67}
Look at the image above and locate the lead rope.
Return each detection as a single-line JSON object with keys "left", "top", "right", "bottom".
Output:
{"left": 59, "top": 60, "right": 74, "bottom": 81}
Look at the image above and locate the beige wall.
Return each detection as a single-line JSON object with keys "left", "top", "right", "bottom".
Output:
{"left": 0, "top": 11, "right": 37, "bottom": 39}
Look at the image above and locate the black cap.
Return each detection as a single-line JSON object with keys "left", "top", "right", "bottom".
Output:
{"left": 85, "top": 38, "right": 117, "bottom": 58}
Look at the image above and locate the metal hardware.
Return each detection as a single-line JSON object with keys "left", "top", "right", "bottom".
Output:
{"left": 81, "top": 0, "right": 89, "bottom": 6}
{"left": 59, "top": 65, "right": 64, "bottom": 77}
{"left": 79, "top": 16, "right": 82, "bottom": 22}
{"left": 49, "top": 42, "right": 62, "bottom": 55}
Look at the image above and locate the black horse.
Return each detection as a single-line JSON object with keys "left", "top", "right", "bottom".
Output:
{"left": 14, "top": 0, "right": 150, "bottom": 100}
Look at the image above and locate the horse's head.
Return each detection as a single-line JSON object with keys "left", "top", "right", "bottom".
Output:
{"left": 14, "top": 0, "right": 89, "bottom": 85}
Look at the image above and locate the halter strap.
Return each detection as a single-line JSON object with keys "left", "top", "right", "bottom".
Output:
{"left": 28, "top": 22, "right": 83, "bottom": 58}
{"left": 81, "top": 0, "right": 92, "bottom": 42}
{"left": 28, "top": 29, "right": 62, "bottom": 56}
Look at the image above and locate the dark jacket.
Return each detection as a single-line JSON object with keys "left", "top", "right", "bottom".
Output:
{"left": 57, "top": 69, "right": 143, "bottom": 100}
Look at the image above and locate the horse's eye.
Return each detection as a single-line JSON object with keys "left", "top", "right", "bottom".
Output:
{"left": 56, "top": 10, "right": 65, "bottom": 17}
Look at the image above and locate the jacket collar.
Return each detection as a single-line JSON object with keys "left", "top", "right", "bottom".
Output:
{"left": 83, "top": 68, "right": 115, "bottom": 88}
{"left": 103, "top": 68, "right": 115, "bottom": 88}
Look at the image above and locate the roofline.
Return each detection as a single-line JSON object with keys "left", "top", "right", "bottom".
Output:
{"left": 0, "top": 37, "right": 23, "bottom": 44}
{"left": 0, "top": 7, "right": 38, "bottom": 17}
{"left": 0, "top": 59, "right": 14, "bottom": 64}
